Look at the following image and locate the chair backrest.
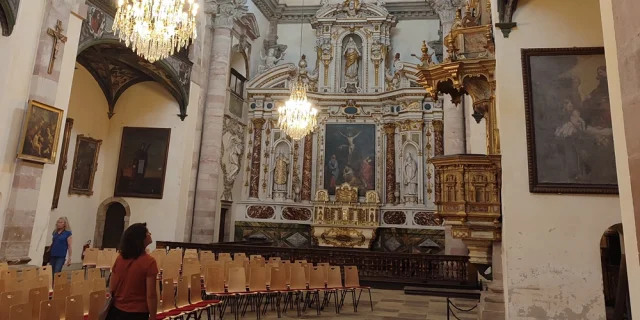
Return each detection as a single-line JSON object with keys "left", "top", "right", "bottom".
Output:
{"left": 205, "top": 266, "right": 225, "bottom": 294}
{"left": 294, "top": 260, "right": 307, "bottom": 265}
{"left": 0, "top": 262, "right": 7, "bottom": 272}
{"left": 200, "top": 251, "right": 215, "bottom": 266}
{"left": 87, "top": 290, "right": 106, "bottom": 320}
{"left": 65, "top": 294, "right": 84, "bottom": 320}
{"left": 268, "top": 257, "right": 281, "bottom": 264}
{"left": 9, "top": 302, "right": 31, "bottom": 320}
{"left": 217, "top": 253, "right": 231, "bottom": 261}
{"left": 70, "top": 280, "right": 88, "bottom": 296}
{"left": 249, "top": 255, "right": 263, "bottom": 261}
{"left": 301, "top": 263, "right": 311, "bottom": 284}
{"left": 0, "top": 291, "right": 23, "bottom": 320}
{"left": 289, "top": 265, "right": 307, "bottom": 290}
{"left": 92, "top": 278, "right": 106, "bottom": 291}
{"left": 176, "top": 277, "right": 190, "bottom": 308}
{"left": 282, "top": 262, "right": 292, "bottom": 285}
{"left": 29, "top": 286, "right": 49, "bottom": 320}
{"left": 20, "top": 278, "right": 37, "bottom": 294}
{"left": 248, "top": 266, "right": 267, "bottom": 292}
{"left": 269, "top": 267, "right": 287, "bottom": 291}
{"left": 234, "top": 253, "right": 246, "bottom": 260}
{"left": 265, "top": 264, "right": 272, "bottom": 287}
{"left": 161, "top": 279, "right": 175, "bottom": 312}
{"left": 309, "top": 267, "right": 325, "bottom": 289}
{"left": 87, "top": 268, "right": 101, "bottom": 282}
{"left": 54, "top": 272, "right": 68, "bottom": 286}
{"left": 162, "top": 259, "right": 181, "bottom": 282}
{"left": 166, "top": 250, "right": 182, "bottom": 266}
{"left": 182, "top": 258, "right": 200, "bottom": 280}
{"left": 21, "top": 267, "right": 37, "bottom": 280}
{"left": 344, "top": 266, "right": 360, "bottom": 287}
{"left": 96, "top": 250, "right": 112, "bottom": 269}
{"left": 53, "top": 283, "right": 70, "bottom": 300}
{"left": 35, "top": 275, "right": 49, "bottom": 292}
{"left": 189, "top": 274, "right": 203, "bottom": 305}
{"left": 39, "top": 299, "right": 61, "bottom": 320}
{"left": 71, "top": 270, "right": 84, "bottom": 283}
{"left": 37, "top": 266, "right": 53, "bottom": 291}
{"left": 1, "top": 269, "right": 17, "bottom": 282}
{"left": 0, "top": 279, "right": 4, "bottom": 293}
{"left": 227, "top": 267, "right": 246, "bottom": 293}
{"left": 83, "top": 248, "right": 99, "bottom": 266}
{"left": 327, "top": 266, "right": 343, "bottom": 288}
{"left": 150, "top": 249, "right": 166, "bottom": 270}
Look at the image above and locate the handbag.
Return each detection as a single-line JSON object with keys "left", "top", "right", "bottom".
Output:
{"left": 99, "top": 259, "right": 134, "bottom": 320}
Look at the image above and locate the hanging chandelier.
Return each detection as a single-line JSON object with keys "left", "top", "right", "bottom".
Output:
{"left": 113, "top": 0, "right": 199, "bottom": 62}
{"left": 278, "top": 78, "right": 318, "bottom": 140}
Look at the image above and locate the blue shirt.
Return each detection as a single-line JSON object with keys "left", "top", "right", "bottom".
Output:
{"left": 51, "top": 230, "right": 72, "bottom": 257}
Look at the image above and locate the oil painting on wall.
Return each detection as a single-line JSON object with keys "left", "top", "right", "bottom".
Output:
{"left": 114, "top": 127, "right": 171, "bottom": 199}
{"left": 17, "top": 100, "right": 64, "bottom": 164}
{"left": 324, "top": 124, "right": 376, "bottom": 196}
{"left": 522, "top": 47, "right": 617, "bottom": 194}
{"left": 69, "top": 135, "right": 102, "bottom": 195}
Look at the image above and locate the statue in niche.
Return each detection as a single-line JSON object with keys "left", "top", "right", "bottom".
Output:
{"left": 227, "top": 136, "right": 243, "bottom": 181}
{"left": 343, "top": 37, "right": 361, "bottom": 83}
{"left": 272, "top": 151, "right": 289, "bottom": 194}
{"left": 403, "top": 152, "right": 418, "bottom": 196}
{"left": 258, "top": 47, "right": 286, "bottom": 74}
{"left": 342, "top": 0, "right": 360, "bottom": 16}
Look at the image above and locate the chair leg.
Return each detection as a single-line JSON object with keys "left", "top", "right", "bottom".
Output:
{"left": 368, "top": 288, "right": 373, "bottom": 311}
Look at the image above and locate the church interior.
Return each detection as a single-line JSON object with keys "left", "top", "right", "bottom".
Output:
{"left": 0, "top": 0, "right": 638, "bottom": 319}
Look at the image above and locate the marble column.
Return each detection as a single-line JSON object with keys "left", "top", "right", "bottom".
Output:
{"left": 191, "top": 2, "right": 247, "bottom": 243}
{"left": 0, "top": 2, "right": 85, "bottom": 263}
{"left": 301, "top": 133, "right": 313, "bottom": 202}
{"left": 433, "top": 120, "right": 445, "bottom": 156}
{"left": 248, "top": 119, "right": 265, "bottom": 199}
{"left": 383, "top": 123, "right": 397, "bottom": 204}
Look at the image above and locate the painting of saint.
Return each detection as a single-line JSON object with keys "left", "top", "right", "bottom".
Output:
{"left": 69, "top": 135, "right": 102, "bottom": 195}
{"left": 18, "top": 101, "right": 64, "bottom": 164}
{"left": 114, "top": 127, "right": 171, "bottom": 198}
{"left": 522, "top": 47, "right": 617, "bottom": 194}
{"left": 324, "top": 124, "right": 375, "bottom": 196}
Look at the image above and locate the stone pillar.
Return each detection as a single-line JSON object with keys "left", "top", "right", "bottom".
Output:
{"left": 248, "top": 118, "right": 265, "bottom": 199}
{"left": 433, "top": 120, "right": 445, "bottom": 156}
{"left": 301, "top": 133, "right": 313, "bottom": 202}
{"left": 0, "top": 2, "right": 85, "bottom": 263}
{"left": 191, "top": 2, "right": 247, "bottom": 243}
{"left": 383, "top": 123, "right": 396, "bottom": 204}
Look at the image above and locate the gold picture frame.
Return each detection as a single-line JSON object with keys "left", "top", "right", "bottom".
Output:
{"left": 17, "top": 100, "right": 64, "bottom": 164}
{"left": 69, "top": 135, "right": 102, "bottom": 196}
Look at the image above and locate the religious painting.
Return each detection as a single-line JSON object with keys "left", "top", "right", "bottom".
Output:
{"left": 114, "top": 127, "right": 171, "bottom": 199}
{"left": 324, "top": 124, "right": 376, "bottom": 196}
{"left": 68, "top": 135, "right": 102, "bottom": 196}
{"left": 522, "top": 47, "right": 617, "bottom": 194}
{"left": 17, "top": 100, "right": 64, "bottom": 164}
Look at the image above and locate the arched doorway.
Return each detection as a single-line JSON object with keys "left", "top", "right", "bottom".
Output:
{"left": 102, "top": 202, "right": 126, "bottom": 249}
{"left": 600, "top": 224, "right": 631, "bottom": 319}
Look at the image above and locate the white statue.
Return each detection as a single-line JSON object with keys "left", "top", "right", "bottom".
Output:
{"left": 403, "top": 152, "right": 418, "bottom": 196}
{"left": 343, "top": 37, "right": 361, "bottom": 83}
{"left": 258, "top": 47, "right": 286, "bottom": 74}
{"left": 272, "top": 151, "right": 289, "bottom": 193}
{"left": 226, "top": 136, "right": 243, "bottom": 181}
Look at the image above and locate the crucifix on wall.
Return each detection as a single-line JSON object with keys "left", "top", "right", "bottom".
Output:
{"left": 47, "top": 20, "right": 68, "bottom": 74}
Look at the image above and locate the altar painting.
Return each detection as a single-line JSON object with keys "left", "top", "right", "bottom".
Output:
{"left": 324, "top": 124, "right": 375, "bottom": 196}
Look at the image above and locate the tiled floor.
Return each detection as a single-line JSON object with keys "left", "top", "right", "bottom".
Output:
{"left": 254, "top": 289, "right": 479, "bottom": 319}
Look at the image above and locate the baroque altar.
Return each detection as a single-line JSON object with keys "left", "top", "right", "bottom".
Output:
{"left": 312, "top": 183, "right": 381, "bottom": 248}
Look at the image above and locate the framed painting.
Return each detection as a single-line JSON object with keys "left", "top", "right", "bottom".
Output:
{"left": 114, "top": 127, "right": 171, "bottom": 199}
{"left": 17, "top": 100, "right": 64, "bottom": 164}
{"left": 522, "top": 47, "right": 618, "bottom": 194}
{"left": 69, "top": 135, "right": 102, "bottom": 196}
{"left": 323, "top": 123, "right": 376, "bottom": 196}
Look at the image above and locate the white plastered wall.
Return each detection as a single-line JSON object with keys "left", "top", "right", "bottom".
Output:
{"left": 491, "top": 0, "right": 621, "bottom": 318}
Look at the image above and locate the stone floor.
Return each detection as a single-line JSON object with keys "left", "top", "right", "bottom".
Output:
{"left": 255, "top": 289, "right": 479, "bottom": 320}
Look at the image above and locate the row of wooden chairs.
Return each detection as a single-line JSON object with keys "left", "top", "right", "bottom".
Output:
{"left": 0, "top": 286, "right": 107, "bottom": 320}
{"left": 81, "top": 248, "right": 117, "bottom": 270}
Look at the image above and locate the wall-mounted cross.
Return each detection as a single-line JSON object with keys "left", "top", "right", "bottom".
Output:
{"left": 46, "top": 20, "right": 68, "bottom": 74}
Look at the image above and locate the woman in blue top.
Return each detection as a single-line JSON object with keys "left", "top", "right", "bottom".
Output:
{"left": 50, "top": 216, "right": 73, "bottom": 273}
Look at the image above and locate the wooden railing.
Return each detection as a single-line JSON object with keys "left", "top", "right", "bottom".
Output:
{"left": 156, "top": 241, "right": 478, "bottom": 288}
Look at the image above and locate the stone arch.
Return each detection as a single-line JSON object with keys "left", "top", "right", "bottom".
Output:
{"left": 93, "top": 197, "right": 131, "bottom": 249}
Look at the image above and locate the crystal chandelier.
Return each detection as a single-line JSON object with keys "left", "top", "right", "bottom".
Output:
{"left": 278, "top": 78, "right": 318, "bottom": 140}
{"left": 113, "top": 0, "right": 199, "bottom": 62}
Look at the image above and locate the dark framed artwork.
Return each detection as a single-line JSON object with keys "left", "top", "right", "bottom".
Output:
{"left": 323, "top": 123, "right": 376, "bottom": 196}
{"left": 17, "top": 100, "right": 64, "bottom": 164}
{"left": 114, "top": 127, "right": 171, "bottom": 199}
{"left": 522, "top": 47, "right": 618, "bottom": 194}
{"left": 69, "top": 135, "right": 102, "bottom": 196}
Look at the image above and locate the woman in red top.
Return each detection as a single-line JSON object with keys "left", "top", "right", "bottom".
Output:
{"left": 108, "top": 223, "right": 158, "bottom": 320}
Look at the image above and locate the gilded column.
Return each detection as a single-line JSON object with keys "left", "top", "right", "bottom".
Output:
{"left": 433, "top": 120, "right": 445, "bottom": 156}
{"left": 249, "top": 118, "right": 266, "bottom": 198}
{"left": 301, "top": 133, "right": 313, "bottom": 201}
{"left": 383, "top": 123, "right": 397, "bottom": 204}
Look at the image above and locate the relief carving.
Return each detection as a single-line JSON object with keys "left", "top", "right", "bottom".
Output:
{"left": 414, "top": 212, "right": 440, "bottom": 226}
{"left": 383, "top": 211, "right": 406, "bottom": 225}
{"left": 282, "top": 207, "right": 312, "bottom": 221}
{"left": 247, "top": 205, "right": 275, "bottom": 219}
{"left": 221, "top": 116, "right": 246, "bottom": 201}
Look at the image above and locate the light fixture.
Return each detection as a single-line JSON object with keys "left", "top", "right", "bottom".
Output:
{"left": 113, "top": 0, "right": 199, "bottom": 63}
{"left": 278, "top": 0, "right": 318, "bottom": 140}
{"left": 278, "top": 79, "right": 318, "bottom": 140}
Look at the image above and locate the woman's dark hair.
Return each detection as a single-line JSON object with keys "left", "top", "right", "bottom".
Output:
{"left": 119, "top": 223, "right": 148, "bottom": 259}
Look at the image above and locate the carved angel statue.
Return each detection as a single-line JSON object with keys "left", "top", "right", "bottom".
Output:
{"left": 258, "top": 46, "right": 286, "bottom": 74}
{"left": 342, "top": 0, "right": 360, "bottom": 16}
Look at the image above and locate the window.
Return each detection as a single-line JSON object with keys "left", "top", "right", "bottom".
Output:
{"left": 229, "top": 68, "right": 246, "bottom": 98}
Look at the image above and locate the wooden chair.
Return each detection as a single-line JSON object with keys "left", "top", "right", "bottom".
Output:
{"left": 64, "top": 294, "right": 84, "bottom": 320}
{"left": 82, "top": 248, "right": 99, "bottom": 268}
{"left": 96, "top": 250, "right": 112, "bottom": 270}
{"left": 182, "top": 258, "right": 200, "bottom": 282}
{"left": 0, "top": 291, "right": 24, "bottom": 320}
{"left": 70, "top": 280, "right": 92, "bottom": 315}
{"left": 268, "top": 257, "right": 281, "bottom": 265}
{"left": 92, "top": 278, "right": 106, "bottom": 291}
{"left": 1, "top": 269, "right": 18, "bottom": 283}
{"left": 71, "top": 270, "right": 84, "bottom": 283}
{"left": 325, "top": 266, "right": 345, "bottom": 311}
{"left": 87, "top": 290, "right": 106, "bottom": 320}
{"left": 53, "top": 272, "right": 68, "bottom": 286}
{"left": 189, "top": 273, "right": 220, "bottom": 315}
{"left": 9, "top": 302, "right": 31, "bottom": 320}
{"left": 285, "top": 265, "right": 308, "bottom": 317}
{"left": 21, "top": 267, "right": 37, "bottom": 280}
{"left": 242, "top": 266, "right": 267, "bottom": 319}
{"left": 53, "top": 283, "right": 70, "bottom": 300}
{"left": 29, "top": 286, "right": 49, "bottom": 320}
{"left": 227, "top": 267, "right": 247, "bottom": 320}
{"left": 38, "top": 300, "right": 60, "bottom": 320}
{"left": 37, "top": 266, "right": 53, "bottom": 292}
{"left": 264, "top": 267, "right": 287, "bottom": 318}
{"left": 217, "top": 253, "right": 231, "bottom": 261}
{"left": 162, "top": 259, "right": 181, "bottom": 283}
{"left": 234, "top": 253, "right": 246, "bottom": 260}
{"left": 204, "top": 266, "right": 226, "bottom": 297}
{"left": 157, "top": 278, "right": 183, "bottom": 320}
{"left": 305, "top": 266, "right": 328, "bottom": 315}
{"left": 343, "top": 266, "right": 372, "bottom": 312}
{"left": 200, "top": 251, "right": 215, "bottom": 267}
{"left": 150, "top": 249, "right": 167, "bottom": 270}
{"left": 87, "top": 268, "right": 101, "bottom": 282}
